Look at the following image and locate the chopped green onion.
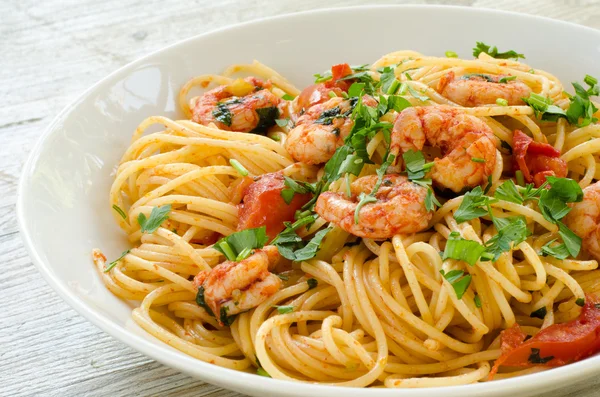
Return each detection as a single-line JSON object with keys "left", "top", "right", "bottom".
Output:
{"left": 529, "top": 69, "right": 535, "bottom": 74}
{"left": 398, "top": 82, "right": 408, "bottom": 95}
{"left": 217, "top": 241, "right": 236, "bottom": 261}
{"left": 471, "top": 157, "right": 486, "bottom": 163}
{"left": 496, "top": 98, "right": 508, "bottom": 106}
{"left": 282, "top": 94, "right": 294, "bottom": 101}
{"left": 345, "top": 173, "right": 352, "bottom": 198}
{"left": 404, "top": 72, "right": 412, "bottom": 81}
{"left": 328, "top": 91, "right": 337, "bottom": 98}
{"left": 387, "top": 79, "right": 401, "bottom": 95}
{"left": 229, "top": 159, "right": 248, "bottom": 176}
{"left": 274, "top": 305, "right": 295, "bottom": 314}
{"left": 515, "top": 170, "right": 525, "bottom": 186}
{"left": 585, "top": 75, "right": 598, "bottom": 86}
{"left": 445, "top": 51, "right": 458, "bottom": 58}
{"left": 235, "top": 247, "right": 253, "bottom": 262}
{"left": 474, "top": 295, "right": 482, "bottom": 308}
{"left": 498, "top": 76, "right": 517, "bottom": 83}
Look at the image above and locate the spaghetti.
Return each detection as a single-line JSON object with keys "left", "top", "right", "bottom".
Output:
{"left": 93, "top": 46, "right": 600, "bottom": 388}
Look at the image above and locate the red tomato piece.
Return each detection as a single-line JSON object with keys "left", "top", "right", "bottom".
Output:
{"left": 295, "top": 63, "right": 354, "bottom": 111}
{"left": 490, "top": 295, "right": 600, "bottom": 379}
{"left": 237, "top": 173, "right": 312, "bottom": 239}
{"left": 513, "top": 130, "right": 567, "bottom": 186}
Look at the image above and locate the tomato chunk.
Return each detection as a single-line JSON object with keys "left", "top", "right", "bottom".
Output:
{"left": 295, "top": 63, "right": 354, "bottom": 111}
{"left": 237, "top": 173, "right": 312, "bottom": 239}
{"left": 513, "top": 130, "right": 567, "bottom": 187}
{"left": 490, "top": 295, "right": 600, "bottom": 379}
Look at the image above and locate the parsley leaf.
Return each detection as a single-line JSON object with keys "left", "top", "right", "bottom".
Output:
{"left": 275, "top": 226, "right": 332, "bottom": 262}
{"left": 104, "top": 249, "right": 130, "bottom": 272}
{"left": 540, "top": 239, "right": 570, "bottom": 260}
{"left": 485, "top": 216, "right": 530, "bottom": 261}
{"left": 281, "top": 176, "right": 312, "bottom": 205}
{"left": 494, "top": 179, "right": 524, "bottom": 204}
{"left": 138, "top": 205, "right": 172, "bottom": 234}
{"left": 440, "top": 269, "right": 472, "bottom": 299}
{"left": 473, "top": 42, "right": 525, "bottom": 60}
{"left": 213, "top": 227, "right": 269, "bottom": 261}
{"left": 443, "top": 232, "right": 486, "bottom": 266}
{"left": 256, "top": 367, "right": 271, "bottom": 377}
{"left": 354, "top": 154, "right": 395, "bottom": 223}
{"left": 522, "top": 93, "right": 566, "bottom": 121}
{"left": 558, "top": 222, "right": 582, "bottom": 258}
{"left": 454, "top": 187, "right": 490, "bottom": 223}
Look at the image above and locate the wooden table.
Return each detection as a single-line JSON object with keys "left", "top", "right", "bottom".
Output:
{"left": 3, "top": 1, "right": 600, "bottom": 395}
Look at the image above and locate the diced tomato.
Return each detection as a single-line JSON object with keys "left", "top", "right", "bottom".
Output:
{"left": 237, "top": 173, "right": 312, "bottom": 239}
{"left": 295, "top": 63, "right": 354, "bottom": 111}
{"left": 490, "top": 295, "right": 600, "bottom": 379}
{"left": 513, "top": 130, "right": 567, "bottom": 187}
{"left": 296, "top": 84, "right": 346, "bottom": 112}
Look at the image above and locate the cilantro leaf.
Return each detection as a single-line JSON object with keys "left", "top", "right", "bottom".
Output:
{"left": 138, "top": 205, "right": 172, "bottom": 234}
{"left": 213, "top": 227, "right": 269, "bottom": 261}
{"left": 406, "top": 85, "right": 429, "bottom": 102}
{"left": 472, "top": 42, "right": 525, "bottom": 60}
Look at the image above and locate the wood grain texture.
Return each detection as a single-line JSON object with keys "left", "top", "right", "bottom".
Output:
{"left": 3, "top": 0, "right": 600, "bottom": 395}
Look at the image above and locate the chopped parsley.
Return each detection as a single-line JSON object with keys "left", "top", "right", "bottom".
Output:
{"left": 112, "top": 204, "right": 127, "bottom": 219}
{"left": 212, "top": 102, "right": 233, "bottom": 126}
{"left": 474, "top": 295, "right": 482, "bottom": 308}
{"left": 104, "top": 249, "right": 130, "bottom": 272}
{"left": 280, "top": 176, "right": 313, "bottom": 205}
{"left": 530, "top": 306, "right": 547, "bottom": 319}
{"left": 440, "top": 269, "right": 472, "bottom": 299}
{"left": 472, "top": 42, "right": 525, "bottom": 60}
{"left": 213, "top": 227, "right": 269, "bottom": 262}
{"left": 442, "top": 232, "right": 487, "bottom": 266}
{"left": 523, "top": 75, "right": 599, "bottom": 127}
{"left": 252, "top": 107, "right": 280, "bottom": 133}
{"left": 307, "top": 278, "right": 318, "bottom": 289}
{"left": 528, "top": 348, "right": 554, "bottom": 364}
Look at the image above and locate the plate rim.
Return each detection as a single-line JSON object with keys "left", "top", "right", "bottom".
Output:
{"left": 16, "top": 4, "right": 600, "bottom": 396}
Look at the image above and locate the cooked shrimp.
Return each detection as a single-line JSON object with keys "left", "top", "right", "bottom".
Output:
{"left": 190, "top": 77, "right": 286, "bottom": 133}
{"left": 285, "top": 96, "right": 379, "bottom": 165}
{"left": 193, "top": 245, "right": 282, "bottom": 323}
{"left": 314, "top": 174, "right": 432, "bottom": 239}
{"left": 437, "top": 71, "right": 532, "bottom": 107}
{"left": 391, "top": 106, "right": 497, "bottom": 193}
{"left": 285, "top": 97, "right": 356, "bottom": 165}
{"left": 565, "top": 182, "right": 600, "bottom": 261}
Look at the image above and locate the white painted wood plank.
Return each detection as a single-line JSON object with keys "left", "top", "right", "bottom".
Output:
{"left": 4, "top": 1, "right": 600, "bottom": 396}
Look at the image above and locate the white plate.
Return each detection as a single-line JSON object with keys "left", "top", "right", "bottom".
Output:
{"left": 18, "top": 5, "right": 600, "bottom": 397}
